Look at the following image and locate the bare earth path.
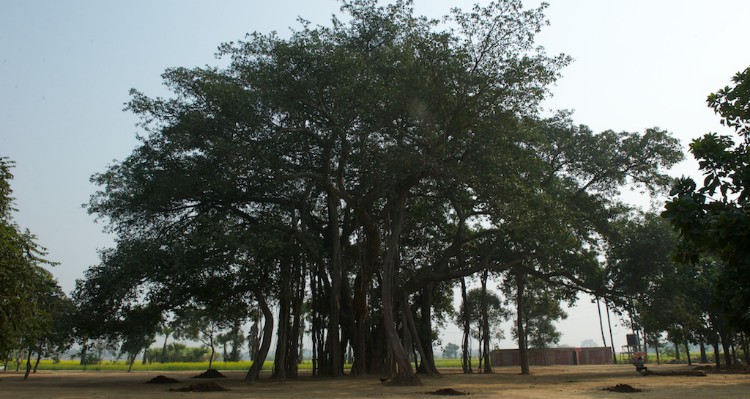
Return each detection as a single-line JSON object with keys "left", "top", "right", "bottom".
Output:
{"left": 1, "top": 364, "right": 748, "bottom": 399}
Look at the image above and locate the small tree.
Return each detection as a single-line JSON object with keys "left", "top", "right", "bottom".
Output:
{"left": 173, "top": 307, "right": 230, "bottom": 370}
{"left": 442, "top": 343, "right": 459, "bottom": 359}
{"left": 119, "top": 305, "right": 161, "bottom": 372}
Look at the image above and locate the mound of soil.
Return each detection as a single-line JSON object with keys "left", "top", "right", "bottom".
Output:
{"left": 145, "top": 375, "right": 180, "bottom": 384}
{"left": 604, "top": 384, "right": 642, "bottom": 393}
{"left": 169, "top": 382, "right": 229, "bottom": 392}
{"left": 192, "top": 369, "right": 227, "bottom": 378}
{"left": 426, "top": 388, "right": 469, "bottom": 396}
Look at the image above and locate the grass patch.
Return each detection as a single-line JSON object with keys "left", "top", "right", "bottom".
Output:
{"left": 34, "top": 359, "right": 275, "bottom": 372}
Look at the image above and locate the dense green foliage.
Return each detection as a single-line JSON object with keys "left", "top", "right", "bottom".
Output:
{"left": 73, "top": 0, "right": 682, "bottom": 383}
{"left": 663, "top": 66, "right": 750, "bottom": 366}
{"left": 0, "top": 157, "right": 71, "bottom": 373}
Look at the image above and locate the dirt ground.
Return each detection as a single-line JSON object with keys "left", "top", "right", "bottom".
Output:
{"left": 1, "top": 364, "right": 748, "bottom": 399}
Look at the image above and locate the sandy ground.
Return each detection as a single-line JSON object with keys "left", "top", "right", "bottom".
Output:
{"left": 1, "top": 364, "right": 748, "bottom": 399}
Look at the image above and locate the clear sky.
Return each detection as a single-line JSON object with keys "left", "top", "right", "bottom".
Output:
{"left": 2, "top": 0, "right": 749, "bottom": 351}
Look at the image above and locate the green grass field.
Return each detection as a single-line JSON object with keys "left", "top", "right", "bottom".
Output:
{"left": 16, "top": 358, "right": 465, "bottom": 372}
{"left": 10, "top": 355, "right": 701, "bottom": 372}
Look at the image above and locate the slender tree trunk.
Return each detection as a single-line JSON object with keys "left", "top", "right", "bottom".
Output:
{"left": 742, "top": 333, "right": 750, "bottom": 366}
{"left": 481, "top": 270, "right": 493, "bottom": 373}
{"left": 16, "top": 350, "right": 23, "bottom": 371}
{"left": 79, "top": 344, "right": 87, "bottom": 366}
{"left": 605, "top": 300, "right": 617, "bottom": 364}
{"left": 273, "top": 255, "right": 291, "bottom": 381}
{"left": 674, "top": 340, "right": 680, "bottom": 361}
{"left": 325, "top": 190, "right": 344, "bottom": 377}
{"left": 712, "top": 341, "right": 721, "bottom": 368}
{"left": 596, "top": 298, "right": 607, "bottom": 347}
{"left": 308, "top": 262, "right": 319, "bottom": 376}
{"left": 23, "top": 350, "right": 32, "bottom": 380}
{"left": 515, "top": 272, "right": 530, "bottom": 375}
{"left": 460, "top": 277, "right": 471, "bottom": 374}
{"left": 287, "top": 254, "right": 304, "bottom": 377}
{"left": 160, "top": 331, "right": 171, "bottom": 363}
{"left": 684, "top": 341, "right": 692, "bottom": 365}
{"left": 246, "top": 290, "right": 274, "bottom": 382}
{"left": 33, "top": 350, "right": 41, "bottom": 373}
{"left": 720, "top": 332, "right": 732, "bottom": 367}
{"left": 208, "top": 338, "right": 215, "bottom": 370}
{"left": 353, "top": 223, "right": 377, "bottom": 376}
{"left": 654, "top": 339, "right": 661, "bottom": 365}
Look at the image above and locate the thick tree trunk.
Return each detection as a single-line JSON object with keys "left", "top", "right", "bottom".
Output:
{"left": 515, "top": 272, "right": 530, "bottom": 375}
{"left": 416, "top": 283, "right": 439, "bottom": 376}
{"left": 699, "top": 335, "right": 708, "bottom": 363}
{"left": 128, "top": 352, "right": 137, "bottom": 372}
{"left": 246, "top": 290, "right": 274, "bottom": 382}
{"left": 712, "top": 341, "right": 721, "bottom": 368}
{"left": 401, "top": 291, "right": 436, "bottom": 376}
{"left": 720, "top": 333, "right": 732, "bottom": 367}
{"left": 380, "top": 193, "right": 420, "bottom": 386}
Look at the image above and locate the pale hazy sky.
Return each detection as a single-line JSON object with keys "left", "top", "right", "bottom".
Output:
{"left": 2, "top": 0, "right": 749, "bottom": 349}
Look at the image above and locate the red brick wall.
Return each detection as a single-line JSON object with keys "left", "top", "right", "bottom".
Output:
{"left": 490, "top": 347, "right": 612, "bottom": 367}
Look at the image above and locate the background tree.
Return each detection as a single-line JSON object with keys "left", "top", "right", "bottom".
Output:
{"left": 118, "top": 305, "right": 161, "bottom": 372}
{"left": 506, "top": 276, "right": 570, "bottom": 350}
{"left": 664, "top": 66, "right": 750, "bottom": 337}
{"left": 442, "top": 343, "right": 459, "bottom": 359}
{"left": 455, "top": 287, "right": 509, "bottom": 372}
{"left": 173, "top": 306, "right": 234, "bottom": 371}
{"left": 0, "top": 157, "right": 60, "bottom": 369}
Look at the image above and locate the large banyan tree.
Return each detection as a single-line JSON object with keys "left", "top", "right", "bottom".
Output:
{"left": 76, "top": 0, "right": 682, "bottom": 385}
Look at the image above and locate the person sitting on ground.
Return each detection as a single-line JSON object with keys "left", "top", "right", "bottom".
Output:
{"left": 634, "top": 356, "right": 647, "bottom": 373}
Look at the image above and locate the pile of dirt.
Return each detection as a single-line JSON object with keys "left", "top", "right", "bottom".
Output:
{"left": 603, "top": 384, "right": 642, "bottom": 393}
{"left": 169, "top": 382, "right": 229, "bottom": 392}
{"left": 426, "top": 388, "right": 469, "bottom": 396}
{"left": 145, "top": 375, "right": 180, "bottom": 384}
{"left": 192, "top": 369, "right": 227, "bottom": 378}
